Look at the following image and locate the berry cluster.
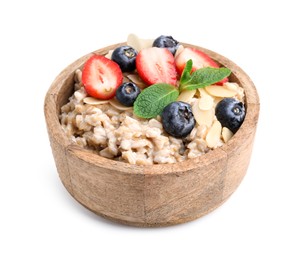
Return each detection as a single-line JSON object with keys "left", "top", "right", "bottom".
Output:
{"left": 81, "top": 35, "right": 245, "bottom": 138}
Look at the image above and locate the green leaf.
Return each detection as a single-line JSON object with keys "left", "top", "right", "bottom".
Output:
{"left": 133, "top": 83, "right": 179, "bottom": 118}
{"left": 180, "top": 67, "right": 231, "bottom": 91}
{"left": 180, "top": 59, "right": 193, "bottom": 85}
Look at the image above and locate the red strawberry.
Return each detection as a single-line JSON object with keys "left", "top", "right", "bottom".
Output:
{"left": 136, "top": 47, "right": 177, "bottom": 86}
{"left": 175, "top": 47, "right": 228, "bottom": 84}
{"left": 82, "top": 54, "right": 123, "bottom": 100}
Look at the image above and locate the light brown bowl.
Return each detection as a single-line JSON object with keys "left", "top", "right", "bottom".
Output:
{"left": 44, "top": 42, "right": 259, "bottom": 227}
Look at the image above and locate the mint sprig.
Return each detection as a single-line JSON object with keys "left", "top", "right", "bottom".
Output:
{"left": 180, "top": 66, "right": 231, "bottom": 91}
{"left": 133, "top": 83, "right": 179, "bottom": 119}
{"left": 133, "top": 60, "right": 232, "bottom": 119}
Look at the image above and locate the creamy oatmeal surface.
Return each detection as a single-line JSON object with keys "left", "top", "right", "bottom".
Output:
{"left": 59, "top": 69, "right": 244, "bottom": 165}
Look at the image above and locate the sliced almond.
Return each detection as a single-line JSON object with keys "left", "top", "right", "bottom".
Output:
{"left": 139, "top": 38, "right": 153, "bottom": 50}
{"left": 175, "top": 44, "right": 184, "bottom": 57}
{"left": 105, "top": 49, "right": 114, "bottom": 59}
{"left": 177, "top": 89, "right": 196, "bottom": 103}
{"left": 222, "top": 127, "right": 234, "bottom": 143}
{"left": 224, "top": 82, "right": 239, "bottom": 91}
{"left": 192, "top": 100, "right": 214, "bottom": 127}
{"left": 126, "top": 74, "right": 148, "bottom": 88}
{"left": 206, "top": 121, "right": 222, "bottom": 148}
{"left": 198, "top": 88, "right": 211, "bottom": 97}
{"left": 214, "top": 97, "right": 223, "bottom": 105}
{"left": 127, "top": 33, "right": 153, "bottom": 52}
{"left": 205, "top": 85, "right": 237, "bottom": 97}
{"left": 127, "top": 34, "right": 140, "bottom": 50}
{"left": 109, "top": 98, "right": 133, "bottom": 111}
{"left": 198, "top": 95, "right": 214, "bottom": 110}
{"left": 122, "top": 75, "right": 131, "bottom": 83}
{"left": 83, "top": 97, "right": 109, "bottom": 105}
{"left": 235, "top": 86, "right": 245, "bottom": 102}
{"left": 74, "top": 69, "right": 82, "bottom": 83}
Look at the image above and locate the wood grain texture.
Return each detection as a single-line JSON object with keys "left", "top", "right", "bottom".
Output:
{"left": 44, "top": 42, "right": 260, "bottom": 227}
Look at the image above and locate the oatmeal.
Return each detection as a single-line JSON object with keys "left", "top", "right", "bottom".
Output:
{"left": 60, "top": 76, "right": 244, "bottom": 165}
{"left": 59, "top": 34, "right": 245, "bottom": 165}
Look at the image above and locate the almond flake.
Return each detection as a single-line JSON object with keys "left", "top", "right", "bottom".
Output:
{"left": 126, "top": 74, "right": 147, "bottom": 88}
{"left": 177, "top": 89, "right": 196, "bottom": 103}
{"left": 206, "top": 121, "right": 222, "bottom": 148}
{"left": 140, "top": 38, "right": 154, "bottom": 50}
{"left": 192, "top": 100, "right": 214, "bottom": 127}
{"left": 175, "top": 44, "right": 184, "bottom": 57}
{"left": 198, "top": 95, "right": 214, "bottom": 110}
{"left": 214, "top": 97, "right": 223, "bottom": 105}
{"left": 222, "top": 127, "right": 234, "bottom": 142}
{"left": 127, "top": 34, "right": 140, "bottom": 49}
{"left": 224, "top": 82, "right": 239, "bottom": 91}
{"left": 74, "top": 69, "right": 82, "bottom": 83}
{"left": 109, "top": 98, "right": 133, "bottom": 111}
{"left": 123, "top": 75, "right": 131, "bottom": 83}
{"left": 198, "top": 88, "right": 211, "bottom": 97}
{"left": 127, "top": 33, "right": 153, "bottom": 52}
{"left": 83, "top": 97, "right": 109, "bottom": 105}
{"left": 105, "top": 49, "right": 114, "bottom": 59}
{"left": 205, "top": 85, "right": 237, "bottom": 97}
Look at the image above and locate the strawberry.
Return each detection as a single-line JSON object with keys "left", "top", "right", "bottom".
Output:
{"left": 175, "top": 47, "right": 228, "bottom": 84}
{"left": 136, "top": 47, "right": 177, "bottom": 86}
{"left": 82, "top": 54, "right": 123, "bottom": 100}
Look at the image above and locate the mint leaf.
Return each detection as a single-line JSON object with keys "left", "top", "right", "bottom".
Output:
{"left": 180, "top": 59, "right": 193, "bottom": 85}
{"left": 180, "top": 67, "right": 231, "bottom": 91}
{"left": 133, "top": 83, "right": 179, "bottom": 118}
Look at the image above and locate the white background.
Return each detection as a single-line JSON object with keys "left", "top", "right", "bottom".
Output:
{"left": 1, "top": 0, "right": 301, "bottom": 259}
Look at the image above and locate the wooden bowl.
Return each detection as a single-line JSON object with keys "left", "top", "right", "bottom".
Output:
{"left": 44, "top": 42, "right": 260, "bottom": 227}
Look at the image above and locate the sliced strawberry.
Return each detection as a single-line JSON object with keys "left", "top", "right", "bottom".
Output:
{"left": 82, "top": 54, "right": 123, "bottom": 100}
{"left": 136, "top": 47, "right": 177, "bottom": 86}
{"left": 175, "top": 47, "right": 228, "bottom": 84}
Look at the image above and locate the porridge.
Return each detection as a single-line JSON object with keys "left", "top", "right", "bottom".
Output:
{"left": 60, "top": 34, "right": 245, "bottom": 165}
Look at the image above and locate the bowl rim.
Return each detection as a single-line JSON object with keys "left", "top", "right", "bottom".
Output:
{"left": 44, "top": 42, "right": 260, "bottom": 176}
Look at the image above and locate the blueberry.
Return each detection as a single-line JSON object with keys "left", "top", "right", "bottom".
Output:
{"left": 215, "top": 98, "right": 246, "bottom": 134}
{"left": 115, "top": 82, "right": 141, "bottom": 107}
{"left": 161, "top": 101, "right": 195, "bottom": 138}
{"left": 111, "top": 46, "right": 138, "bottom": 72}
{"left": 152, "top": 35, "right": 179, "bottom": 55}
